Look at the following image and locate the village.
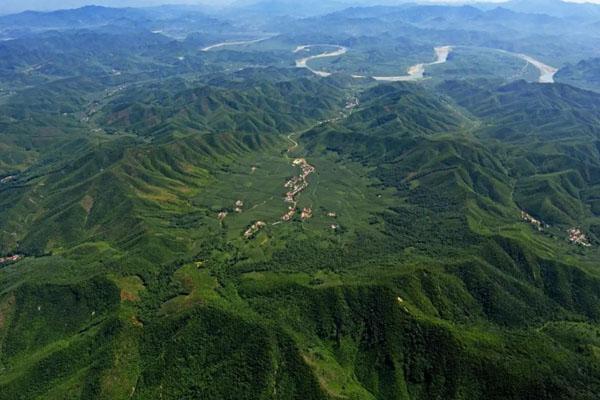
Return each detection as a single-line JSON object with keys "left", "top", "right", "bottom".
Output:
{"left": 216, "top": 156, "right": 341, "bottom": 239}
{"left": 568, "top": 227, "right": 592, "bottom": 247}
{"left": 244, "top": 221, "right": 267, "bottom": 239}
{"left": 521, "top": 210, "right": 547, "bottom": 231}
{"left": 217, "top": 200, "right": 245, "bottom": 222}
{"left": 0, "top": 254, "right": 22, "bottom": 265}
{"left": 0, "top": 175, "right": 16, "bottom": 184}
{"left": 345, "top": 96, "right": 359, "bottom": 110}
{"left": 522, "top": 210, "right": 592, "bottom": 247}
{"left": 281, "top": 158, "right": 316, "bottom": 222}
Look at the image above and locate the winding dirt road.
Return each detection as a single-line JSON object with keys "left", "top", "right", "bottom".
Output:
{"left": 286, "top": 133, "right": 299, "bottom": 152}
{"left": 202, "top": 36, "right": 273, "bottom": 52}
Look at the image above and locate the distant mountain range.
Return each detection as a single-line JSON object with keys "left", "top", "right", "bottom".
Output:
{"left": 0, "top": 1, "right": 221, "bottom": 15}
{"left": 3, "top": 0, "right": 600, "bottom": 18}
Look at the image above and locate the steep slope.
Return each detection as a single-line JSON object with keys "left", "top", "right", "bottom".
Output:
{"left": 0, "top": 132, "right": 282, "bottom": 258}
{"left": 439, "top": 79, "right": 600, "bottom": 228}
{"left": 439, "top": 79, "right": 600, "bottom": 141}
{"left": 340, "top": 84, "right": 470, "bottom": 137}
{"left": 555, "top": 57, "right": 600, "bottom": 93}
{"left": 99, "top": 78, "right": 345, "bottom": 136}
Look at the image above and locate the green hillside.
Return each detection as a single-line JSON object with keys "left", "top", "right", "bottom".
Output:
{"left": 556, "top": 58, "right": 600, "bottom": 93}
{"left": 99, "top": 79, "right": 345, "bottom": 136}
{"left": 2, "top": 76, "right": 600, "bottom": 399}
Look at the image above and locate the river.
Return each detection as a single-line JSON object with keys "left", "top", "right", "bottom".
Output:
{"left": 373, "top": 46, "right": 453, "bottom": 82}
{"left": 207, "top": 41, "right": 557, "bottom": 84}
{"left": 294, "top": 44, "right": 452, "bottom": 81}
{"left": 294, "top": 45, "right": 349, "bottom": 77}
{"left": 294, "top": 44, "right": 558, "bottom": 84}
{"left": 514, "top": 53, "right": 558, "bottom": 83}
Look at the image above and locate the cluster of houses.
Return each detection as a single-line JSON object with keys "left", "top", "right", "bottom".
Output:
{"left": 282, "top": 207, "right": 296, "bottom": 221}
{"left": 345, "top": 97, "right": 359, "bottom": 110}
{"left": 224, "top": 157, "right": 343, "bottom": 238}
{"left": 0, "top": 254, "right": 22, "bottom": 265}
{"left": 301, "top": 207, "right": 313, "bottom": 220}
{"left": 0, "top": 175, "right": 16, "bottom": 184}
{"left": 568, "top": 228, "right": 591, "bottom": 247}
{"left": 328, "top": 211, "right": 339, "bottom": 230}
{"left": 522, "top": 211, "right": 592, "bottom": 247}
{"left": 244, "top": 221, "right": 266, "bottom": 239}
{"left": 281, "top": 158, "right": 316, "bottom": 222}
{"left": 521, "top": 210, "right": 547, "bottom": 231}
{"left": 217, "top": 200, "right": 245, "bottom": 222}
{"left": 234, "top": 200, "right": 244, "bottom": 213}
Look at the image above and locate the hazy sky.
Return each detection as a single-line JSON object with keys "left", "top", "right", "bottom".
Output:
{"left": 1, "top": 0, "right": 599, "bottom": 15}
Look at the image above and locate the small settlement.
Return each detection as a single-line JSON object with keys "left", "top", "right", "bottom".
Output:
{"left": 0, "top": 254, "right": 22, "bottom": 265}
{"left": 301, "top": 207, "right": 313, "bottom": 220}
{"left": 345, "top": 97, "right": 359, "bottom": 110}
{"left": 244, "top": 221, "right": 267, "bottom": 239}
{"left": 281, "top": 158, "right": 316, "bottom": 222}
{"left": 0, "top": 175, "right": 16, "bottom": 184}
{"left": 568, "top": 228, "right": 591, "bottom": 247}
{"left": 521, "top": 210, "right": 546, "bottom": 231}
{"left": 235, "top": 200, "right": 244, "bottom": 213}
{"left": 522, "top": 210, "right": 592, "bottom": 247}
{"left": 217, "top": 199, "right": 245, "bottom": 222}
{"left": 231, "top": 157, "right": 341, "bottom": 238}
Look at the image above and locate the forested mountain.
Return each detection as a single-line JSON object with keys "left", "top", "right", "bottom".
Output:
{"left": 556, "top": 57, "right": 600, "bottom": 93}
{"left": 1, "top": 2, "right": 600, "bottom": 399}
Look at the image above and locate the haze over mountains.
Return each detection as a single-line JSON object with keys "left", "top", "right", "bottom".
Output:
{"left": 3, "top": 0, "right": 600, "bottom": 15}
{"left": 0, "top": 0, "right": 600, "bottom": 399}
